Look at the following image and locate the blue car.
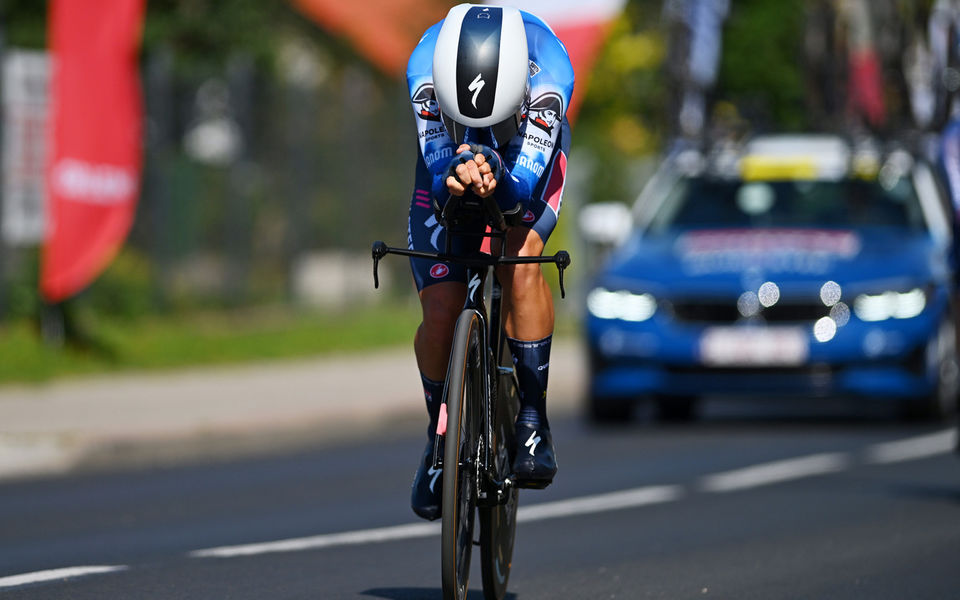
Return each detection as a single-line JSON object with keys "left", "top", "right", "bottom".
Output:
{"left": 582, "top": 135, "right": 959, "bottom": 421}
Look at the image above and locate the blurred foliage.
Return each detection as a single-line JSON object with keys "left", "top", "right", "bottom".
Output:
{"left": 0, "top": 0, "right": 815, "bottom": 365}
{"left": 142, "top": 0, "right": 286, "bottom": 71}
{"left": 0, "top": 0, "right": 46, "bottom": 48}
{"left": 3, "top": 249, "right": 40, "bottom": 321}
{"left": 79, "top": 249, "right": 155, "bottom": 321}
{"left": 574, "top": 1, "right": 668, "bottom": 205}
{"left": 717, "top": 0, "right": 807, "bottom": 131}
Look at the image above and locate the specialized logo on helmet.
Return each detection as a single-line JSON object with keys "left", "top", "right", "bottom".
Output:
{"left": 526, "top": 92, "right": 563, "bottom": 134}
{"left": 412, "top": 83, "right": 441, "bottom": 121}
{"left": 429, "top": 264, "right": 450, "bottom": 279}
{"left": 454, "top": 5, "right": 502, "bottom": 119}
{"left": 468, "top": 74, "right": 485, "bottom": 109}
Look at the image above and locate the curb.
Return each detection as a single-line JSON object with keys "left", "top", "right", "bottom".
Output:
{"left": 0, "top": 342, "right": 586, "bottom": 481}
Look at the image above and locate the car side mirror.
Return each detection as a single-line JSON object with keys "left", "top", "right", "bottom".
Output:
{"left": 579, "top": 202, "right": 633, "bottom": 247}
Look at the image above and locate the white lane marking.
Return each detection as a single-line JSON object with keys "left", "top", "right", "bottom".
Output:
{"left": 863, "top": 429, "right": 956, "bottom": 465}
{"left": 190, "top": 522, "right": 442, "bottom": 558}
{"left": 700, "top": 453, "right": 851, "bottom": 493}
{"left": 191, "top": 485, "right": 682, "bottom": 559}
{"left": 0, "top": 565, "right": 127, "bottom": 589}
{"left": 190, "top": 431, "right": 954, "bottom": 559}
{"left": 517, "top": 485, "right": 683, "bottom": 523}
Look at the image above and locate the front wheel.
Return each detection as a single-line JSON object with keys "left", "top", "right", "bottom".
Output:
{"left": 441, "top": 311, "right": 483, "bottom": 600}
{"left": 479, "top": 352, "right": 520, "bottom": 600}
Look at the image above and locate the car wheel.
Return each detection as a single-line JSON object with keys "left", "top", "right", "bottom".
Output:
{"left": 588, "top": 394, "right": 633, "bottom": 423}
{"left": 586, "top": 349, "right": 634, "bottom": 423}
{"left": 902, "top": 316, "right": 959, "bottom": 422}
{"left": 655, "top": 395, "right": 698, "bottom": 423}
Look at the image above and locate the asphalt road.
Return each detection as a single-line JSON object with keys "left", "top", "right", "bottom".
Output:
{"left": 2, "top": 400, "right": 959, "bottom": 600}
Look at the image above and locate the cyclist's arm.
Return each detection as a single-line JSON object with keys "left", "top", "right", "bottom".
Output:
{"left": 495, "top": 15, "right": 574, "bottom": 211}
{"left": 406, "top": 21, "right": 461, "bottom": 205}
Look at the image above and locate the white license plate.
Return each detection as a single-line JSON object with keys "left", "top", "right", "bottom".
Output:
{"left": 699, "top": 326, "right": 809, "bottom": 367}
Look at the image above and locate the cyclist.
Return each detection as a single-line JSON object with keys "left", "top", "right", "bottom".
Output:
{"left": 406, "top": 3, "right": 574, "bottom": 520}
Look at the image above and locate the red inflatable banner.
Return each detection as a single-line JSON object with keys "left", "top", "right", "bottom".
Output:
{"left": 41, "top": 0, "right": 146, "bottom": 303}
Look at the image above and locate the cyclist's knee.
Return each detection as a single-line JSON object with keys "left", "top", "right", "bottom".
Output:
{"left": 419, "top": 282, "right": 465, "bottom": 341}
{"left": 497, "top": 227, "right": 546, "bottom": 294}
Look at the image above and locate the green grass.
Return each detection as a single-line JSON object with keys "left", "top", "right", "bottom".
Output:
{"left": 0, "top": 290, "right": 580, "bottom": 386}
{"left": 0, "top": 303, "right": 423, "bottom": 385}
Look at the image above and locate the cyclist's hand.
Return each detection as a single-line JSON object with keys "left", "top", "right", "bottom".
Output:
{"left": 446, "top": 144, "right": 483, "bottom": 197}
{"left": 472, "top": 152, "right": 497, "bottom": 198}
{"left": 468, "top": 144, "right": 504, "bottom": 199}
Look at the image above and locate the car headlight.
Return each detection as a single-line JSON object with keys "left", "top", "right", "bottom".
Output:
{"left": 852, "top": 288, "right": 927, "bottom": 322}
{"left": 587, "top": 287, "right": 657, "bottom": 322}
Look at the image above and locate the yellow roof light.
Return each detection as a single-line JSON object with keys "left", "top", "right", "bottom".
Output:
{"left": 740, "top": 135, "right": 850, "bottom": 182}
{"left": 740, "top": 155, "right": 819, "bottom": 181}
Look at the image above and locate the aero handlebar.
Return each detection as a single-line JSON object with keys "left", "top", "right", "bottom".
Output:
{"left": 371, "top": 241, "right": 571, "bottom": 298}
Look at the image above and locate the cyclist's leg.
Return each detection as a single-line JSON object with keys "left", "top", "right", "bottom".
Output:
{"left": 415, "top": 283, "right": 466, "bottom": 383}
{"left": 496, "top": 228, "right": 558, "bottom": 485}
{"left": 498, "top": 227, "right": 554, "bottom": 423}
{"left": 494, "top": 119, "right": 569, "bottom": 484}
{"left": 408, "top": 151, "right": 471, "bottom": 393}
{"left": 407, "top": 151, "right": 477, "bottom": 518}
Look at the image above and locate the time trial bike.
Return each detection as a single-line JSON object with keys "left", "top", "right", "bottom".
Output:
{"left": 372, "top": 190, "right": 570, "bottom": 600}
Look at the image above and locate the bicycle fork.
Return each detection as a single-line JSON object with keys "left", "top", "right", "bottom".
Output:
{"left": 430, "top": 309, "right": 515, "bottom": 507}
{"left": 431, "top": 307, "right": 487, "bottom": 473}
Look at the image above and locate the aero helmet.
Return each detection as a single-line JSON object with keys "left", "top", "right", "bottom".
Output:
{"left": 432, "top": 4, "right": 529, "bottom": 148}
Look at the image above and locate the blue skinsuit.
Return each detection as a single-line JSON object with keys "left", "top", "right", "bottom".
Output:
{"left": 406, "top": 10, "right": 574, "bottom": 290}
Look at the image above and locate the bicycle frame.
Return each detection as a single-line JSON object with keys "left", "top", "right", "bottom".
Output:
{"left": 372, "top": 211, "right": 569, "bottom": 503}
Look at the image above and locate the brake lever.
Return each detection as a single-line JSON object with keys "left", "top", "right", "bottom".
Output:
{"left": 555, "top": 250, "right": 571, "bottom": 299}
{"left": 372, "top": 241, "right": 388, "bottom": 288}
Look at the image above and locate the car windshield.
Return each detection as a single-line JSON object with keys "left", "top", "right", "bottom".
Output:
{"left": 648, "top": 176, "right": 927, "bottom": 233}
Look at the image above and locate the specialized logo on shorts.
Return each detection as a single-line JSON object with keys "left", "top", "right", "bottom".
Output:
{"left": 522, "top": 209, "right": 536, "bottom": 223}
{"left": 429, "top": 264, "right": 450, "bottom": 279}
{"left": 526, "top": 92, "right": 563, "bottom": 134}
{"left": 412, "top": 84, "right": 441, "bottom": 121}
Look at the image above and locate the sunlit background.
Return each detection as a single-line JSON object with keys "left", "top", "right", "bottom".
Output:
{"left": 0, "top": 0, "right": 949, "bottom": 383}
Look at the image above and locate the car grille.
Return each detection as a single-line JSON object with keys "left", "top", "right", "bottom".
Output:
{"left": 669, "top": 300, "right": 828, "bottom": 324}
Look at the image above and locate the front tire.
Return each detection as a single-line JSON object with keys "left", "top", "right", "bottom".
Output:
{"left": 479, "top": 350, "right": 520, "bottom": 600}
{"left": 441, "top": 311, "right": 483, "bottom": 600}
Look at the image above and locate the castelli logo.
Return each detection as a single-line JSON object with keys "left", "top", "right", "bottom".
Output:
{"left": 429, "top": 264, "right": 450, "bottom": 278}
{"left": 52, "top": 159, "right": 137, "bottom": 204}
{"left": 522, "top": 210, "right": 536, "bottom": 223}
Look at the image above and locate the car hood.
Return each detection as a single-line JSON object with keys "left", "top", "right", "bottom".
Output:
{"left": 598, "top": 227, "right": 947, "bottom": 296}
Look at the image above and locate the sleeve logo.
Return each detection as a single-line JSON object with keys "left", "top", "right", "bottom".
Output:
{"left": 526, "top": 92, "right": 563, "bottom": 134}
{"left": 412, "top": 83, "right": 441, "bottom": 121}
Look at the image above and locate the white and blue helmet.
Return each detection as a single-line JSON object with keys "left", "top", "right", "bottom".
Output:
{"left": 432, "top": 3, "right": 529, "bottom": 147}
